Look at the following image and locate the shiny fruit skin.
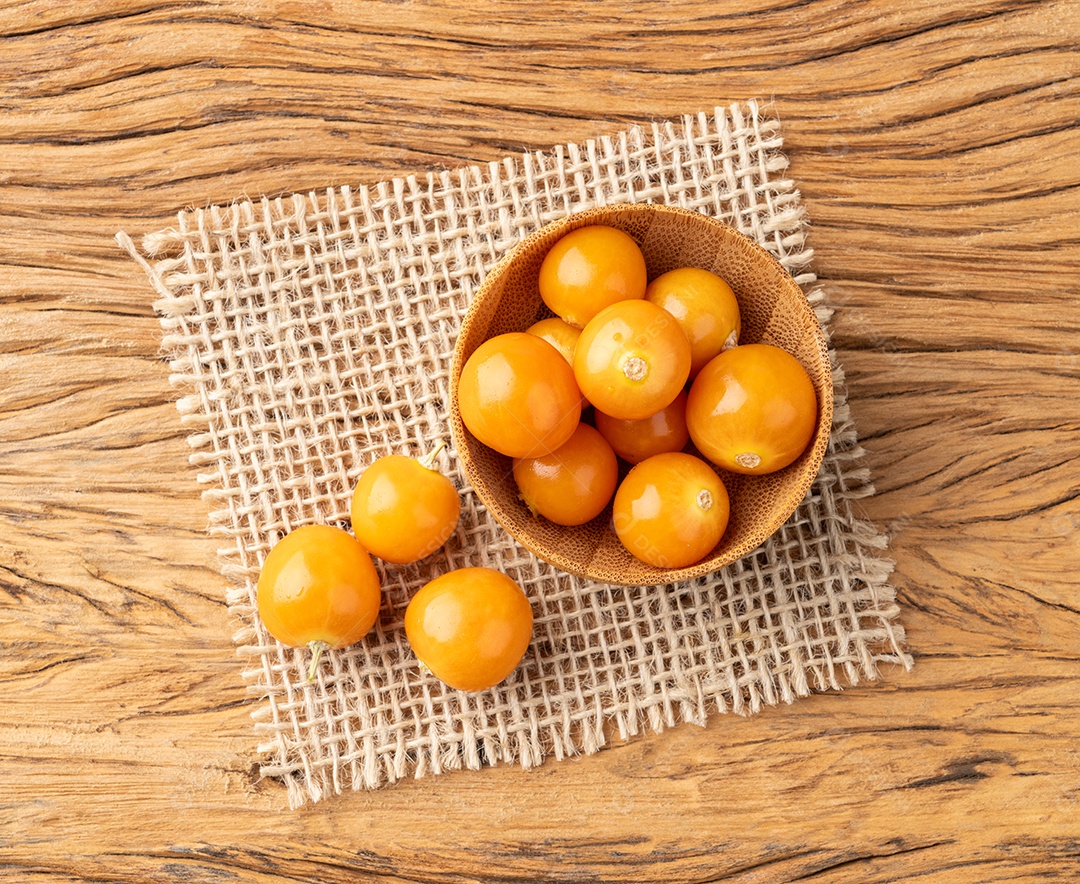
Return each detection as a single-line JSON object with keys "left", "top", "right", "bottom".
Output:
{"left": 405, "top": 567, "right": 534, "bottom": 692}
{"left": 573, "top": 299, "right": 692, "bottom": 421}
{"left": 351, "top": 453, "right": 460, "bottom": 565}
{"left": 526, "top": 316, "right": 581, "bottom": 367}
{"left": 594, "top": 389, "right": 690, "bottom": 465}
{"left": 612, "top": 453, "right": 730, "bottom": 569}
{"left": 686, "top": 343, "right": 818, "bottom": 475}
{"left": 645, "top": 267, "right": 741, "bottom": 378}
{"left": 457, "top": 333, "right": 582, "bottom": 459}
{"left": 513, "top": 422, "right": 619, "bottom": 526}
{"left": 257, "top": 524, "right": 381, "bottom": 649}
{"left": 538, "top": 225, "right": 647, "bottom": 328}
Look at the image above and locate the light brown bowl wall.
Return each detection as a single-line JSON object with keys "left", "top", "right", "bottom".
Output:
{"left": 449, "top": 204, "right": 833, "bottom": 587}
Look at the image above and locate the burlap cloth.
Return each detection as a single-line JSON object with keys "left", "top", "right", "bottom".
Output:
{"left": 120, "top": 100, "right": 911, "bottom": 808}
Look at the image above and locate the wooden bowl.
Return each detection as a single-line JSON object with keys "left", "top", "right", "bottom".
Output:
{"left": 449, "top": 204, "right": 833, "bottom": 586}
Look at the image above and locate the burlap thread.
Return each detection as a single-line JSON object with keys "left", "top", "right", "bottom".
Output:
{"left": 120, "top": 100, "right": 911, "bottom": 808}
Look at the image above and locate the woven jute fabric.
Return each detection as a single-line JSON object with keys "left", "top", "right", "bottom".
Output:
{"left": 120, "top": 100, "right": 910, "bottom": 808}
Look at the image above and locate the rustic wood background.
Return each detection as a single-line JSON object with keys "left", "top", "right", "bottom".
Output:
{"left": 3, "top": 0, "right": 1078, "bottom": 880}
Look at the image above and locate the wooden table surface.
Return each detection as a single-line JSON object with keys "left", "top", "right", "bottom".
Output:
{"left": 3, "top": 1, "right": 1078, "bottom": 880}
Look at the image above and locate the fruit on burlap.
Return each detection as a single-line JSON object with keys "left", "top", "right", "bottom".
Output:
{"left": 351, "top": 442, "right": 460, "bottom": 565}
{"left": 257, "top": 525, "right": 382, "bottom": 679}
{"left": 405, "top": 567, "right": 534, "bottom": 692}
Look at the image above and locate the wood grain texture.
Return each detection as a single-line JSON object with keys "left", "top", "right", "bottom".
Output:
{"left": 2, "top": 0, "right": 1078, "bottom": 880}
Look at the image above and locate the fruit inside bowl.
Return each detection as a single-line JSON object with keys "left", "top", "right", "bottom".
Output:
{"left": 449, "top": 203, "right": 833, "bottom": 587}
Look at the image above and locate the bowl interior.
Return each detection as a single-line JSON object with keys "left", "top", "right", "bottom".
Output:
{"left": 450, "top": 204, "right": 833, "bottom": 586}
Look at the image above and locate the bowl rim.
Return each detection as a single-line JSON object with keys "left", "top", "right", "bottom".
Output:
{"left": 449, "top": 203, "right": 833, "bottom": 586}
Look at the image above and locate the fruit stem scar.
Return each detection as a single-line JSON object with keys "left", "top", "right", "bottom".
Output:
{"left": 306, "top": 640, "right": 331, "bottom": 682}
{"left": 696, "top": 489, "right": 713, "bottom": 511}
{"left": 419, "top": 439, "right": 448, "bottom": 471}
{"left": 622, "top": 356, "right": 648, "bottom": 381}
{"left": 735, "top": 452, "right": 761, "bottom": 469}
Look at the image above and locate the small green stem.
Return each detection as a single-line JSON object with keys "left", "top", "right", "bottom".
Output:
{"left": 418, "top": 439, "right": 448, "bottom": 471}
{"left": 306, "top": 640, "right": 330, "bottom": 683}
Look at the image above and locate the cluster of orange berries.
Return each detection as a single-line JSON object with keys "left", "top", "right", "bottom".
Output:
{"left": 256, "top": 222, "right": 819, "bottom": 693}
{"left": 458, "top": 224, "right": 819, "bottom": 570}
{"left": 256, "top": 444, "right": 532, "bottom": 692}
